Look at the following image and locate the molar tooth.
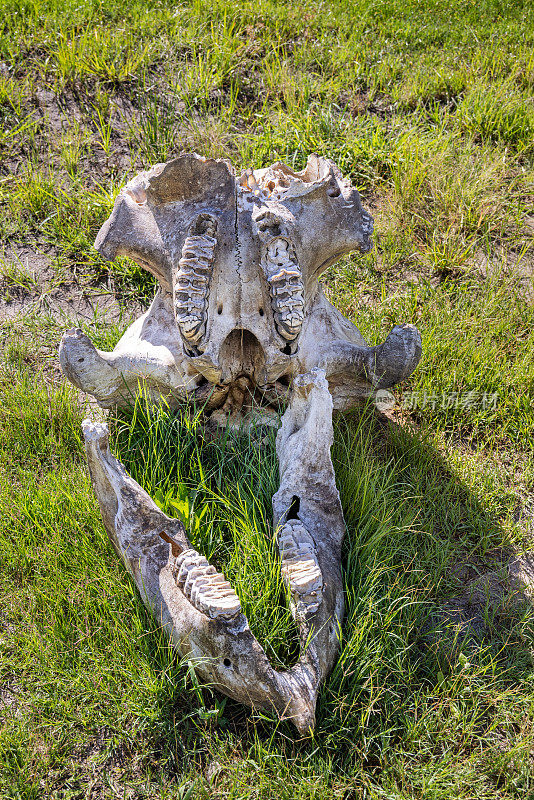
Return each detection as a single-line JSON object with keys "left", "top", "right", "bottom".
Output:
{"left": 189, "top": 568, "right": 220, "bottom": 605}
{"left": 281, "top": 554, "right": 315, "bottom": 569}
{"left": 278, "top": 521, "right": 323, "bottom": 612}
{"left": 183, "top": 563, "right": 212, "bottom": 596}
{"left": 176, "top": 551, "right": 209, "bottom": 587}
{"left": 196, "top": 580, "right": 242, "bottom": 618}
{"left": 175, "top": 553, "right": 242, "bottom": 620}
{"left": 175, "top": 275, "right": 209, "bottom": 289}
{"left": 203, "top": 584, "right": 234, "bottom": 599}
{"left": 198, "top": 593, "right": 241, "bottom": 620}
{"left": 280, "top": 538, "right": 314, "bottom": 556}
{"left": 174, "top": 295, "right": 205, "bottom": 311}
{"left": 174, "top": 218, "right": 217, "bottom": 346}
{"left": 269, "top": 268, "right": 301, "bottom": 284}
{"left": 284, "top": 564, "right": 322, "bottom": 595}
{"left": 176, "top": 547, "right": 199, "bottom": 570}
{"left": 262, "top": 236, "right": 304, "bottom": 343}
{"left": 174, "top": 313, "right": 206, "bottom": 341}
{"left": 175, "top": 548, "right": 199, "bottom": 570}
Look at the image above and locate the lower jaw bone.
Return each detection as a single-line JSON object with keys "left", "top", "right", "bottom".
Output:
{"left": 82, "top": 368, "right": 344, "bottom": 734}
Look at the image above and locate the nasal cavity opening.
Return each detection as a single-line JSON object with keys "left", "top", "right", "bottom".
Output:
{"left": 219, "top": 328, "right": 266, "bottom": 381}
{"left": 287, "top": 495, "right": 300, "bottom": 520}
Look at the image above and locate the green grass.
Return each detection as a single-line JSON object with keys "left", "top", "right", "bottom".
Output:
{"left": 0, "top": 0, "right": 534, "bottom": 796}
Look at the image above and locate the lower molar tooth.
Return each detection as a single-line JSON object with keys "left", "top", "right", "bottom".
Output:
{"left": 183, "top": 564, "right": 215, "bottom": 595}
{"left": 175, "top": 548, "right": 200, "bottom": 568}
{"left": 176, "top": 552, "right": 209, "bottom": 587}
{"left": 198, "top": 589, "right": 241, "bottom": 620}
{"left": 278, "top": 521, "right": 323, "bottom": 612}
{"left": 189, "top": 573, "right": 216, "bottom": 605}
{"left": 175, "top": 548, "right": 242, "bottom": 619}
{"left": 288, "top": 566, "right": 322, "bottom": 595}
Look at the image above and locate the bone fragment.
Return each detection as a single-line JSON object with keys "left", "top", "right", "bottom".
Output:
{"left": 59, "top": 292, "right": 198, "bottom": 408}
{"left": 273, "top": 367, "right": 346, "bottom": 678}
{"left": 321, "top": 323, "right": 422, "bottom": 390}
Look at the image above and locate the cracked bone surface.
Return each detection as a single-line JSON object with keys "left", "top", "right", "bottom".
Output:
{"left": 82, "top": 369, "right": 343, "bottom": 733}
{"left": 60, "top": 153, "right": 422, "bottom": 730}
{"left": 59, "top": 153, "right": 421, "bottom": 409}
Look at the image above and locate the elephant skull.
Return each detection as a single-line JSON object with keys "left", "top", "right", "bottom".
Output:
{"left": 59, "top": 154, "right": 421, "bottom": 733}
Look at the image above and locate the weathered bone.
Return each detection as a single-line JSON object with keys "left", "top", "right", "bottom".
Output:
{"left": 59, "top": 153, "right": 423, "bottom": 730}
{"left": 82, "top": 368, "right": 344, "bottom": 732}
{"left": 59, "top": 292, "right": 198, "bottom": 408}
{"left": 273, "top": 368, "right": 345, "bottom": 678}
{"left": 60, "top": 154, "right": 420, "bottom": 409}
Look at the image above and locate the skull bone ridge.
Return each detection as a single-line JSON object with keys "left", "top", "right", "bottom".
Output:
{"left": 59, "top": 153, "right": 422, "bottom": 733}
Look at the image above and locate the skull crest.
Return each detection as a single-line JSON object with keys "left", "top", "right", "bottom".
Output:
{"left": 59, "top": 154, "right": 421, "bottom": 733}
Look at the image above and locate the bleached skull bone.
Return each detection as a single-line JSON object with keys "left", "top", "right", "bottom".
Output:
{"left": 59, "top": 154, "right": 422, "bottom": 732}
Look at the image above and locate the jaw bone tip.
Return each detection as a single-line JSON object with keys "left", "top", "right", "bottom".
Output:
{"left": 288, "top": 706, "right": 316, "bottom": 735}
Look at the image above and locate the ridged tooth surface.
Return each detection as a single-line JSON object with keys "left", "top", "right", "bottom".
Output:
{"left": 262, "top": 237, "right": 305, "bottom": 342}
{"left": 176, "top": 551, "right": 208, "bottom": 586}
{"left": 189, "top": 569, "right": 217, "bottom": 605}
{"left": 174, "top": 228, "right": 217, "bottom": 346}
{"left": 183, "top": 564, "right": 213, "bottom": 595}
{"left": 174, "top": 547, "right": 242, "bottom": 620}
{"left": 278, "top": 521, "right": 323, "bottom": 613}
{"left": 197, "top": 592, "right": 241, "bottom": 618}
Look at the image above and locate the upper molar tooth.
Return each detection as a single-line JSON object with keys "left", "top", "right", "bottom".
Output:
{"left": 174, "top": 216, "right": 217, "bottom": 347}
